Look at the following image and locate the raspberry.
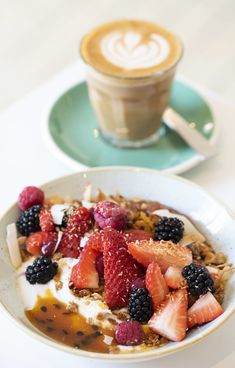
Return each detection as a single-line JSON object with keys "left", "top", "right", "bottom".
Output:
{"left": 58, "top": 207, "right": 93, "bottom": 258}
{"left": 131, "top": 277, "right": 146, "bottom": 289}
{"left": 115, "top": 321, "right": 145, "bottom": 346}
{"left": 39, "top": 204, "right": 54, "bottom": 232}
{"left": 26, "top": 231, "right": 57, "bottom": 256}
{"left": 18, "top": 186, "right": 44, "bottom": 211}
{"left": 94, "top": 200, "right": 128, "bottom": 230}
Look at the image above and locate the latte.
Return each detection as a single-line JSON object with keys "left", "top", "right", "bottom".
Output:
{"left": 80, "top": 20, "right": 183, "bottom": 147}
{"left": 81, "top": 20, "right": 182, "bottom": 78}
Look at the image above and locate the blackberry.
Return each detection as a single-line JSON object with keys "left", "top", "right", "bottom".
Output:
{"left": 128, "top": 288, "right": 153, "bottom": 323}
{"left": 154, "top": 217, "right": 184, "bottom": 243}
{"left": 25, "top": 256, "right": 58, "bottom": 285}
{"left": 182, "top": 263, "right": 216, "bottom": 297}
{"left": 17, "top": 205, "right": 41, "bottom": 236}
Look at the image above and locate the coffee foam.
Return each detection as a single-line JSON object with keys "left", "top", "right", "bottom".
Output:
{"left": 101, "top": 31, "right": 170, "bottom": 70}
{"left": 81, "top": 20, "right": 182, "bottom": 78}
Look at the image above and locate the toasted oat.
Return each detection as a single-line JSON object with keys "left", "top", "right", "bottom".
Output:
{"left": 52, "top": 252, "right": 63, "bottom": 261}
{"left": 66, "top": 301, "right": 78, "bottom": 313}
{"left": 91, "top": 292, "right": 103, "bottom": 301}
{"left": 78, "top": 289, "right": 91, "bottom": 297}
{"left": 55, "top": 280, "right": 63, "bottom": 291}
{"left": 144, "top": 333, "right": 161, "bottom": 347}
{"left": 46, "top": 195, "right": 64, "bottom": 204}
{"left": 18, "top": 236, "right": 27, "bottom": 246}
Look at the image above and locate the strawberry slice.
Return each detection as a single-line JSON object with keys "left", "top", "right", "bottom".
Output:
{"left": 148, "top": 288, "right": 188, "bottom": 342}
{"left": 128, "top": 239, "right": 192, "bottom": 273}
{"left": 123, "top": 229, "right": 152, "bottom": 243}
{"left": 58, "top": 207, "right": 93, "bottom": 258}
{"left": 146, "top": 262, "right": 169, "bottom": 309}
{"left": 164, "top": 266, "right": 185, "bottom": 289}
{"left": 188, "top": 292, "right": 223, "bottom": 328}
{"left": 70, "top": 243, "right": 99, "bottom": 289}
{"left": 103, "top": 228, "right": 143, "bottom": 309}
{"left": 39, "top": 204, "right": 54, "bottom": 232}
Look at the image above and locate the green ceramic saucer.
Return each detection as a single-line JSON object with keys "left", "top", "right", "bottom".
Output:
{"left": 46, "top": 80, "right": 216, "bottom": 174}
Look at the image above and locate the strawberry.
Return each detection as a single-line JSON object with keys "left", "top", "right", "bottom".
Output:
{"left": 26, "top": 231, "right": 57, "bottom": 256}
{"left": 146, "top": 262, "right": 169, "bottom": 309}
{"left": 149, "top": 288, "right": 188, "bottom": 342}
{"left": 58, "top": 207, "right": 93, "bottom": 258}
{"left": 103, "top": 228, "right": 143, "bottom": 309}
{"left": 188, "top": 292, "right": 223, "bottom": 328}
{"left": 123, "top": 229, "right": 152, "bottom": 243}
{"left": 87, "top": 230, "right": 104, "bottom": 252}
{"left": 39, "top": 204, "right": 54, "bottom": 232}
{"left": 164, "top": 266, "right": 185, "bottom": 289}
{"left": 128, "top": 239, "right": 192, "bottom": 273}
{"left": 70, "top": 243, "right": 99, "bottom": 289}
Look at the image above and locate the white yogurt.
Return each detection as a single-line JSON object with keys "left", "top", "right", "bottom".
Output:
{"left": 17, "top": 257, "right": 118, "bottom": 330}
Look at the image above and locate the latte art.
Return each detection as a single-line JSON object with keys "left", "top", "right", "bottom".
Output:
{"left": 81, "top": 20, "right": 182, "bottom": 77}
{"left": 101, "top": 31, "right": 170, "bottom": 70}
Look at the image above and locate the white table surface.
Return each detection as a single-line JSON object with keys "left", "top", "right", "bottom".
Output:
{"left": 0, "top": 60, "right": 235, "bottom": 367}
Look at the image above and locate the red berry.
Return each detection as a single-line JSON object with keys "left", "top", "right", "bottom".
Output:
{"left": 149, "top": 289, "right": 188, "bottom": 342}
{"left": 146, "top": 262, "right": 169, "bottom": 310}
{"left": 123, "top": 229, "right": 152, "bottom": 243}
{"left": 18, "top": 186, "right": 44, "bottom": 211}
{"left": 188, "top": 292, "right": 223, "bottom": 328}
{"left": 128, "top": 240, "right": 192, "bottom": 273}
{"left": 87, "top": 230, "right": 104, "bottom": 252}
{"left": 131, "top": 277, "right": 146, "bottom": 289}
{"left": 103, "top": 228, "right": 143, "bottom": 309}
{"left": 95, "top": 253, "right": 104, "bottom": 276}
{"left": 58, "top": 207, "right": 93, "bottom": 258}
{"left": 115, "top": 321, "right": 145, "bottom": 346}
{"left": 70, "top": 243, "right": 99, "bottom": 289}
{"left": 94, "top": 200, "right": 128, "bottom": 230}
{"left": 39, "top": 204, "right": 54, "bottom": 232}
{"left": 26, "top": 231, "right": 57, "bottom": 256}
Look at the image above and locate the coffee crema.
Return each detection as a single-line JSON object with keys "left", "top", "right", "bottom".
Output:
{"left": 81, "top": 20, "right": 182, "bottom": 78}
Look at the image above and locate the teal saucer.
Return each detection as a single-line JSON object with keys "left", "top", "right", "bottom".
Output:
{"left": 46, "top": 80, "right": 216, "bottom": 173}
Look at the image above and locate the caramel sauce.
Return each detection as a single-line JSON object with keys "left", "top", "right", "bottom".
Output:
{"left": 25, "top": 292, "right": 115, "bottom": 353}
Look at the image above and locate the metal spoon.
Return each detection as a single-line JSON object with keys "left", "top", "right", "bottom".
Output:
{"left": 163, "top": 108, "right": 217, "bottom": 158}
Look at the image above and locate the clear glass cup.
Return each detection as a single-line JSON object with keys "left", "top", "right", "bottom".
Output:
{"left": 80, "top": 23, "right": 183, "bottom": 148}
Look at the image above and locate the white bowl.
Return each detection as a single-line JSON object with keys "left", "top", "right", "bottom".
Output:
{"left": 0, "top": 167, "right": 234, "bottom": 362}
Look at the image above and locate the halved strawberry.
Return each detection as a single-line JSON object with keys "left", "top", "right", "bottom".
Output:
{"left": 146, "top": 262, "right": 169, "bottom": 309}
{"left": 164, "top": 266, "right": 185, "bottom": 289}
{"left": 39, "top": 204, "right": 54, "bottom": 232}
{"left": 70, "top": 244, "right": 99, "bottom": 289}
{"left": 148, "top": 288, "right": 188, "bottom": 342}
{"left": 123, "top": 229, "right": 152, "bottom": 243}
{"left": 188, "top": 292, "right": 223, "bottom": 328}
{"left": 103, "top": 228, "right": 143, "bottom": 309}
{"left": 128, "top": 240, "right": 192, "bottom": 273}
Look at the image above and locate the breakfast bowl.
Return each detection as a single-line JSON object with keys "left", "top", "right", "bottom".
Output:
{"left": 0, "top": 166, "right": 234, "bottom": 362}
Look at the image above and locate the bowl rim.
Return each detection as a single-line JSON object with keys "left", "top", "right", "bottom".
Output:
{"left": 0, "top": 166, "right": 235, "bottom": 362}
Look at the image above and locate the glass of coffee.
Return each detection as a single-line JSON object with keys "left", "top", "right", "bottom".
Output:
{"left": 80, "top": 20, "right": 183, "bottom": 148}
